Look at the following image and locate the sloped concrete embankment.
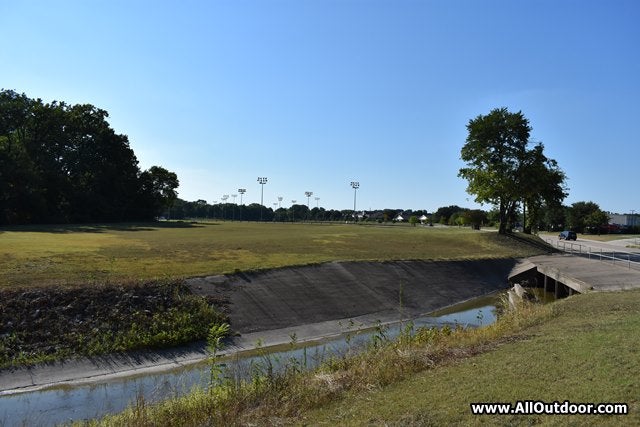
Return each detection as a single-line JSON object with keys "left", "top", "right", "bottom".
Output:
{"left": 187, "top": 259, "right": 518, "bottom": 334}
{"left": 1, "top": 259, "right": 517, "bottom": 394}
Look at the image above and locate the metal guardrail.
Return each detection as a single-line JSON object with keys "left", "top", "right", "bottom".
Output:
{"left": 542, "top": 237, "right": 640, "bottom": 270}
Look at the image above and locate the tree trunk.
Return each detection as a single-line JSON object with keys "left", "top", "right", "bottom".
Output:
{"left": 498, "top": 200, "right": 507, "bottom": 234}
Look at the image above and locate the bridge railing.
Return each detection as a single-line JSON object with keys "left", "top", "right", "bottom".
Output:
{"left": 542, "top": 237, "right": 640, "bottom": 270}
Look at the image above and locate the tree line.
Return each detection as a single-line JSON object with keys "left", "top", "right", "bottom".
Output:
{"left": 170, "top": 199, "right": 378, "bottom": 222}
{"left": 2, "top": 95, "right": 626, "bottom": 234}
{"left": 172, "top": 198, "right": 626, "bottom": 234}
{"left": 432, "top": 202, "right": 634, "bottom": 234}
{"left": 0, "top": 90, "right": 178, "bottom": 225}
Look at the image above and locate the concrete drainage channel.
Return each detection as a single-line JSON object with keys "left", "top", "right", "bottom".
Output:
{"left": 1, "top": 259, "right": 525, "bottom": 425}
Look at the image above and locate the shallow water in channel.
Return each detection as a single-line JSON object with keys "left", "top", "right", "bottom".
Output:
{"left": 0, "top": 291, "right": 547, "bottom": 426}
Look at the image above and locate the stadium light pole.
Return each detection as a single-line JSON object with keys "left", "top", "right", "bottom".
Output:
{"left": 305, "top": 191, "right": 313, "bottom": 221}
{"left": 238, "top": 189, "right": 246, "bottom": 221}
{"left": 221, "top": 194, "right": 229, "bottom": 220}
{"left": 231, "top": 194, "right": 237, "bottom": 221}
{"left": 278, "top": 196, "right": 283, "bottom": 208}
{"left": 291, "top": 200, "right": 296, "bottom": 222}
{"left": 350, "top": 181, "right": 359, "bottom": 222}
{"left": 305, "top": 191, "right": 313, "bottom": 209}
{"left": 257, "top": 177, "right": 268, "bottom": 221}
{"left": 315, "top": 197, "right": 321, "bottom": 221}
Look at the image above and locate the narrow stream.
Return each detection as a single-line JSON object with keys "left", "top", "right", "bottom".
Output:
{"left": 0, "top": 292, "right": 517, "bottom": 426}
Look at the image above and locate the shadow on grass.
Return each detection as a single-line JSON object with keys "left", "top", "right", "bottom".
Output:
{"left": 0, "top": 221, "right": 214, "bottom": 234}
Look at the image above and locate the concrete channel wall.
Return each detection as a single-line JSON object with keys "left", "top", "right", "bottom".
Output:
{"left": 187, "top": 258, "right": 519, "bottom": 334}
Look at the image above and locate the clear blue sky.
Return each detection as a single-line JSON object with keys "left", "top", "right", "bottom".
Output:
{"left": 2, "top": 1, "right": 638, "bottom": 213}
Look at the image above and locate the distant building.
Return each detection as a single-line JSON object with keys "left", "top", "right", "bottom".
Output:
{"left": 609, "top": 213, "right": 639, "bottom": 227}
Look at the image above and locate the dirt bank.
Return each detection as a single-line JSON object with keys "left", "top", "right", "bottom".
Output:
{"left": 187, "top": 259, "right": 518, "bottom": 334}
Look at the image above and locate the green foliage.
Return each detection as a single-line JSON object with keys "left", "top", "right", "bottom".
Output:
{"left": 568, "top": 201, "right": 609, "bottom": 233}
{"left": 139, "top": 166, "right": 179, "bottom": 218}
{"left": 207, "top": 323, "right": 230, "bottom": 388}
{"left": 465, "top": 209, "right": 487, "bottom": 229}
{"left": 0, "top": 89, "right": 178, "bottom": 224}
{"left": 459, "top": 107, "right": 567, "bottom": 234}
{"left": 433, "top": 205, "right": 465, "bottom": 224}
{"left": 0, "top": 281, "right": 226, "bottom": 368}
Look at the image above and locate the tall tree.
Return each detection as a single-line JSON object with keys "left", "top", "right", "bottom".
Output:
{"left": 459, "top": 107, "right": 567, "bottom": 234}
{"left": 0, "top": 89, "right": 179, "bottom": 224}
{"left": 519, "top": 143, "right": 567, "bottom": 233}
{"left": 139, "top": 166, "right": 179, "bottom": 219}
{"left": 567, "top": 201, "right": 602, "bottom": 233}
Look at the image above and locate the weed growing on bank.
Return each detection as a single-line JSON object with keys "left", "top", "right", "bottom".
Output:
{"left": 88, "top": 295, "right": 553, "bottom": 426}
{"left": 0, "top": 281, "right": 228, "bottom": 369}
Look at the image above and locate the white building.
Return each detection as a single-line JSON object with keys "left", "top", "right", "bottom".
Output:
{"left": 609, "top": 213, "right": 639, "bottom": 227}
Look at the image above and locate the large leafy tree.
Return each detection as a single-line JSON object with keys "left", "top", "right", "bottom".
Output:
{"left": 458, "top": 107, "right": 567, "bottom": 234}
{"left": 519, "top": 143, "right": 567, "bottom": 233}
{"left": 139, "top": 166, "right": 180, "bottom": 218}
{"left": 0, "top": 89, "right": 179, "bottom": 224}
{"left": 567, "top": 201, "right": 607, "bottom": 233}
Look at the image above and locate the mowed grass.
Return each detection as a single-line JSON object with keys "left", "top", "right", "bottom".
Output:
{"left": 301, "top": 290, "right": 640, "bottom": 426}
{"left": 0, "top": 222, "right": 545, "bottom": 287}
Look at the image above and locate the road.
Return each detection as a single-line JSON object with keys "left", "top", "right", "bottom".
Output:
{"left": 542, "top": 236, "right": 640, "bottom": 268}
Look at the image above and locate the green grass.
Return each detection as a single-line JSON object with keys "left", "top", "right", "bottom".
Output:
{"left": 301, "top": 290, "right": 640, "bottom": 426}
{"left": 0, "top": 222, "right": 546, "bottom": 287}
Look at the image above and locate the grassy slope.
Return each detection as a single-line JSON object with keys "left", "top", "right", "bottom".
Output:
{"left": 0, "top": 222, "right": 545, "bottom": 287}
{"left": 302, "top": 290, "right": 640, "bottom": 426}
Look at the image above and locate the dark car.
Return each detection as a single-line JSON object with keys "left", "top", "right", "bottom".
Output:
{"left": 558, "top": 231, "right": 577, "bottom": 241}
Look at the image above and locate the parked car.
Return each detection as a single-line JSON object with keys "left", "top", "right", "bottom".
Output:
{"left": 558, "top": 231, "right": 577, "bottom": 241}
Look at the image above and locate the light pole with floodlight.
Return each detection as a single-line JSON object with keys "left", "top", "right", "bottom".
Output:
{"left": 291, "top": 200, "right": 296, "bottom": 222}
{"left": 350, "top": 181, "right": 359, "bottom": 222}
{"left": 257, "top": 177, "right": 268, "bottom": 221}
{"left": 238, "top": 189, "right": 246, "bottom": 221}
{"left": 305, "top": 191, "right": 313, "bottom": 221}
{"left": 221, "top": 194, "right": 229, "bottom": 220}
{"left": 231, "top": 194, "right": 237, "bottom": 221}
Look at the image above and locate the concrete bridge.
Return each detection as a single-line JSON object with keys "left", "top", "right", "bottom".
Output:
{"left": 509, "top": 253, "right": 640, "bottom": 298}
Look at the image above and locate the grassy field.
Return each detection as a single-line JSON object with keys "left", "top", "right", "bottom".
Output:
{"left": 0, "top": 222, "right": 546, "bottom": 288}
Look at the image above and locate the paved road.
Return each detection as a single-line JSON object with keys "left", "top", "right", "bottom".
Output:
{"left": 543, "top": 236, "right": 640, "bottom": 269}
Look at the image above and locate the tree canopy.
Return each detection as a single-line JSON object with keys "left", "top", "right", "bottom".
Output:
{"left": 0, "top": 89, "right": 179, "bottom": 224}
{"left": 458, "top": 107, "right": 567, "bottom": 234}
